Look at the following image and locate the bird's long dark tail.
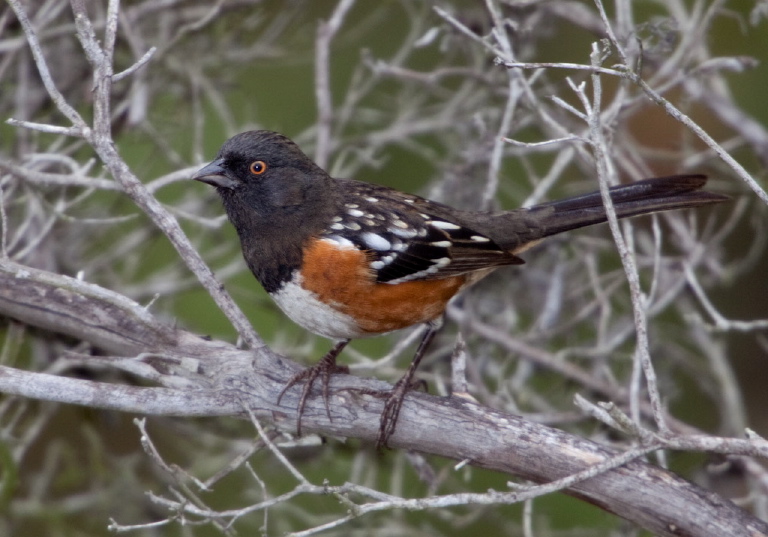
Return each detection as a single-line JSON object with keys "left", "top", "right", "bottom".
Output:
{"left": 534, "top": 174, "right": 725, "bottom": 235}
{"left": 492, "top": 175, "right": 728, "bottom": 252}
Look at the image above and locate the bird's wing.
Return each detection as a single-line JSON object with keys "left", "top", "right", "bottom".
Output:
{"left": 321, "top": 180, "right": 523, "bottom": 284}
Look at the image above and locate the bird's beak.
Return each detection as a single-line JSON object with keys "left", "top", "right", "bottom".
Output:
{"left": 192, "top": 159, "right": 239, "bottom": 189}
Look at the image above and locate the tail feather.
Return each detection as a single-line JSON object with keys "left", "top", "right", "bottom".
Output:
{"left": 485, "top": 175, "right": 728, "bottom": 252}
{"left": 528, "top": 174, "right": 728, "bottom": 239}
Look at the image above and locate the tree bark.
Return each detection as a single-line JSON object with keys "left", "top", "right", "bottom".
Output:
{"left": 0, "top": 258, "right": 765, "bottom": 537}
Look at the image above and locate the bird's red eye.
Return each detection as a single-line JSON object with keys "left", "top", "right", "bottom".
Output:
{"left": 249, "top": 160, "right": 267, "bottom": 175}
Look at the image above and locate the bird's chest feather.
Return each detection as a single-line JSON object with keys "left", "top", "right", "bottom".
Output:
{"left": 224, "top": 196, "right": 316, "bottom": 293}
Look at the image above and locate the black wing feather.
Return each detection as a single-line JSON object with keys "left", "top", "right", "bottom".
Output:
{"left": 320, "top": 180, "right": 523, "bottom": 284}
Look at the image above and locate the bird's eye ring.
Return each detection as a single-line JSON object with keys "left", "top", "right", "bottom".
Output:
{"left": 249, "top": 160, "right": 267, "bottom": 175}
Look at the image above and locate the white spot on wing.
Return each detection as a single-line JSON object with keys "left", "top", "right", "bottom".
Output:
{"left": 471, "top": 235, "right": 490, "bottom": 242}
{"left": 362, "top": 232, "right": 391, "bottom": 251}
{"left": 385, "top": 257, "right": 452, "bottom": 284}
{"left": 391, "top": 227, "right": 417, "bottom": 239}
{"left": 387, "top": 274, "right": 418, "bottom": 284}
{"left": 429, "top": 220, "right": 461, "bottom": 230}
{"left": 322, "top": 236, "right": 355, "bottom": 249}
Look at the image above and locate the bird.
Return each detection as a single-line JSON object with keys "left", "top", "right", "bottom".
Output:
{"left": 192, "top": 130, "right": 727, "bottom": 447}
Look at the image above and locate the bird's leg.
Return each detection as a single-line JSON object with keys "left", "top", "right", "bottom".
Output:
{"left": 277, "top": 339, "right": 350, "bottom": 436}
{"left": 375, "top": 322, "right": 439, "bottom": 448}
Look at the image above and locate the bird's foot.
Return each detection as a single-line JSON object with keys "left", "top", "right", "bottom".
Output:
{"left": 353, "top": 375, "right": 427, "bottom": 449}
{"left": 277, "top": 341, "right": 349, "bottom": 437}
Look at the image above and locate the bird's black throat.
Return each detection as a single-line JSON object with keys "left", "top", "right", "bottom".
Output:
{"left": 217, "top": 183, "right": 338, "bottom": 294}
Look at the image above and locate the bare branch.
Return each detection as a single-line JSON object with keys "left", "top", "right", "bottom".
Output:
{"left": 0, "top": 258, "right": 764, "bottom": 536}
{"left": 314, "top": 0, "right": 357, "bottom": 168}
{"left": 112, "top": 45, "right": 156, "bottom": 82}
{"left": 584, "top": 42, "right": 667, "bottom": 432}
{"left": 7, "top": 0, "right": 87, "bottom": 129}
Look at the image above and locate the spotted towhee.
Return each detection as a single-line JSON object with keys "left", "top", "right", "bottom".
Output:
{"left": 193, "top": 130, "right": 727, "bottom": 447}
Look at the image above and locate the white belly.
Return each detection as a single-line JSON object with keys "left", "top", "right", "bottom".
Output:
{"left": 271, "top": 273, "right": 371, "bottom": 340}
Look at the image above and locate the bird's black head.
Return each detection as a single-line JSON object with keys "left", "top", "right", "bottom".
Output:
{"left": 193, "top": 130, "right": 332, "bottom": 215}
{"left": 192, "top": 131, "right": 340, "bottom": 290}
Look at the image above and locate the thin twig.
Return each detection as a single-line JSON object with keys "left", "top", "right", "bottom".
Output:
{"left": 584, "top": 42, "right": 668, "bottom": 433}
{"left": 314, "top": 0, "right": 356, "bottom": 168}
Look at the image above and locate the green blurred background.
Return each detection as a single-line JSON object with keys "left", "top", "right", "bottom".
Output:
{"left": 1, "top": 1, "right": 767, "bottom": 535}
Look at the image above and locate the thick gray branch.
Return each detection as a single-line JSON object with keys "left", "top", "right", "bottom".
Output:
{"left": 0, "top": 258, "right": 765, "bottom": 536}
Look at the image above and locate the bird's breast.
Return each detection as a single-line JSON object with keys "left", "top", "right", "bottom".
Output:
{"left": 270, "top": 238, "right": 467, "bottom": 339}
